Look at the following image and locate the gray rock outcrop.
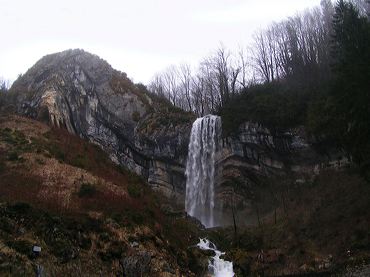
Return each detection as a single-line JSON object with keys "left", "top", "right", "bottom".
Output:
{"left": 9, "top": 49, "right": 193, "bottom": 201}
{"left": 8, "top": 49, "right": 348, "bottom": 225}
{"left": 213, "top": 122, "right": 349, "bottom": 225}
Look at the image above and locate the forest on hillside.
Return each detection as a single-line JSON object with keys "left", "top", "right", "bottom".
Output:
{"left": 0, "top": 1, "right": 369, "bottom": 276}
{"left": 148, "top": 0, "right": 370, "bottom": 176}
{"left": 1, "top": 1, "right": 369, "bottom": 175}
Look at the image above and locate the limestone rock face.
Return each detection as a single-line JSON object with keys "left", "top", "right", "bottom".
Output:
{"left": 9, "top": 49, "right": 347, "bottom": 224}
{"left": 213, "top": 122, "right": 349, "bottom": 226}
{"left": 10, "top": 49, "right": 193, "bottom": 201}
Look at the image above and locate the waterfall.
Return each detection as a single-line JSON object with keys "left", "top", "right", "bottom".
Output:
{"left": 186, "top": 116, "right": 234, "bottom": 276}
{"left": 197, "top": 238, "right": 234, "bottom": 277}
{"left": 185, "top": 115, "right": 221, "bottom": 228}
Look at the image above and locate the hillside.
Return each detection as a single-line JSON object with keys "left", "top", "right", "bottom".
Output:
{"left": 0, "top": 115, "right": 369, "bottom": 276}
{"left": 0, "top": 41, "right": 368, "bottom": 276}
{"left": 5, "top": 49, "right": 194, "bottom": 203}
{"left": 209, "top": 169, "right": 370, "bottom": 276}
{"left": 0, "top": 115, "right": 206, "bottom": 276}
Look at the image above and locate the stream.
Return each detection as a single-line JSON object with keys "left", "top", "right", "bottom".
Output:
{"left": 197, "top": 238, "right": 235, "bottom": 277}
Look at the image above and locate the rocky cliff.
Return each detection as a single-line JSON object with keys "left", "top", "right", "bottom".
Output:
{"left": 9, "top": 49, "right": 194, "bottom": 201}
{"left": 8, "top": 49, "right": 349, "bottom": 225}
{"left": 214, "top": 122, "right": 350, "bottom": 226}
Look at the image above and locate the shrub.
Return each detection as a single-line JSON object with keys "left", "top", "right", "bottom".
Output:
{"left": 220, "top": 82, "right": 307, "bottom": 136}
{"left": 47, "top": 144, "right": 65, "bottom": 161}
{"left": 99, "top": 232, "right": 111, "bottom": 242}
{"left": 128, "top": 210, "right": 144, "bottom": 225}
{"left": 81, "top": 217, "right": 104, "bottom": 233}
{"left": 7, "top": 151, "right": 19, "bottom": 161}
{"left": 35, "top": 158, "right": 45, "bottom": 165}
{"left": 79, "top": 234, "right": 92, "bottom": 250}
{"left": 0, "top": 129, "right": 27, "bottom": 146}
{"left": 8, "top": 202, "right": 32, "bottom": 214}
{"left": 50, "top": 239, "right": 76, "bottom": 262}
{"left": 6, "top": 239, "right": 33, "bottom": 257}
{"left": 0, "top": 217, "right": 14, "bottom": 233}
{"left": 98, "top": 241, "right": 127, "bottom": 261}
{"left": 71, "top": 154, "right": 88, "bottom": 169}
{"left": 0, "top": 160, "right": 5, "bottom": 173}
{"left": 78, "top": 183, "right": 97, "bottom": 198}
{"left": 127, "top": 183, "right": 141, "bottom": 198}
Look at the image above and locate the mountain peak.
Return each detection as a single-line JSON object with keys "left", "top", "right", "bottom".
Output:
{"left": 7, "top": 50, "right": 193, "bottom": 197}
{"left": 12, "top": 49, "right": 119, "bottom": 92}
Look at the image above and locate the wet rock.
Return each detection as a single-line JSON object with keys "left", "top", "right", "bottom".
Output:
{"left": 154, "top": 236, "right": 164, "bottom": 247}
{"left": 214, "top": 121, "right": 349, "bottom": 225}
{"left": 121, "top": 251, "right": 151, "bottom": 277}
{"left": 130, "top": 242, "right": 139, "bottom": 248}
{"left": 299, "top": 263, "right": 314, "bottom": 272}
{"left": 187, "top": 248, "right": 209, "bottom": 275}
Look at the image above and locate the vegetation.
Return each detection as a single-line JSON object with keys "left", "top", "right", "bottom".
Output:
{"left": 146, "top": 1, "right": 370, "bottom": 178}
{"left": 0, "top": 1, "right": 369, "bottom": 275}
{"left": 0, "top": 115, "right": 202, "bottom": 276}
{"left": 148, "top": 0, "right": 336, "bottom": 115}
{"left": 207, "top": 169, "right": 370, "bottom": 276}
{"left": 219, "top": 1, "right": 370, "bottom": 177}
{"left": 220, "top": 82, "right": 309, "bottom": 134}
{"left": 78, "top": 183, "right": 97, "bottom": 198}
{"left": 321, "top": 0, "right": 370, "bottom": 174}
{"left": 137, "top": 91, "right": 195, "bottom": 136}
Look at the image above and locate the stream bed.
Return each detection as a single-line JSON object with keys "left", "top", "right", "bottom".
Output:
{"left": 197, "top": 238, "right": 235, "bottom": 277}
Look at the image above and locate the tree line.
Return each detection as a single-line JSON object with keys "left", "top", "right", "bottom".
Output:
{"left": 148, "top": 0, "right": 369, "bottom": 117}
{"left": 149, "top": 0, "right": 370, "bottom": 175}
{"left": 0, "top": 78, "right": 10, "bottom": 111}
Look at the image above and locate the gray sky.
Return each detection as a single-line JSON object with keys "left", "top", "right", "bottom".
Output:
{"left": 0, "top": 0, "right": 321, "bottom": 84}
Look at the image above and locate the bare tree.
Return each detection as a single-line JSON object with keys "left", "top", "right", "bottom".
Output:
{"left": 251, "top": 30, "right": 275, "bottom": 82}
{"left": 351, "top": 0, "right": 370, "bottom": 16}
{"left": 198, "top": 59, "right": 218, "bottom": 113}
{"left": 0, "top": 78, "right": 10, "bottom": 92}
{"left": 147, "top": 1, "right": 337, "bottom": 115}
{"left": 250, "top": 3, "right": 334, "bottom": 85}
{"left": 163, "top": 65, "right": 179, "bottom": 106}
{"left": 178, "top": 64, "right": 193, "bottom": 111}
{"left": 192, "top": 75, "right": 207, "bottom": 116}
{"left": 149, "top": 74, "right": 166, "bottom": 98}
{"left": 237, "top": 46, "right": 250, "bottom": 89}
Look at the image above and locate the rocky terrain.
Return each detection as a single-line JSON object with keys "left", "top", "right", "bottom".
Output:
{"left": 6, "top": 49, "right": 351, "bottom": 226}
{"left": 0, "top": 115, "right": 210, "bottom": 276}
{"left": 213, "top": 121, "right": 350, "bottom": 226}
{"left": 9, "top": 49, "right": 194, "bottom": 203}
{"left": 1, "top": 49, "right": 369, "bottom": 276}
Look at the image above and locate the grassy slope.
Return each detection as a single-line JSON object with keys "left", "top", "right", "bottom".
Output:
{"left": 0, "top": 115, "right": 201, "bottom": 276}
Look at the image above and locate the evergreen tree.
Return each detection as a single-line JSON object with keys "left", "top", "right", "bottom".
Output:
{"left": 330, "top": 0, "right": 370, "bottom": 171}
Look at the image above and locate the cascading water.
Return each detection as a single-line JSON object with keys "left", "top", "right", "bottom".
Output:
{"left": 185, "top": 115, "right": 221, "bottom": 228}
{"left": 197, "top": 238, "right": 234, "bottom": 277}
{"left": 186, "top": 115, "right": 235, "bottom": 276}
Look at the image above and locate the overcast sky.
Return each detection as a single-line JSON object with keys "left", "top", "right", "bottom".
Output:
{"left": 0, "top": 0, "right": 322, "bottom": 84}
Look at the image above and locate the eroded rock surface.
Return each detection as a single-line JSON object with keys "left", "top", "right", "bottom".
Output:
{"left": 9, "top": 49, "right": 348, "bottom": 223}
{"left": 10, "top": 49, "right": 193, "bottom": 202}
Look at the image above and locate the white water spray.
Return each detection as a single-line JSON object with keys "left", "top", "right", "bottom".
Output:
{"left": 186, "top": 116, "right": 234, "bottom": 276}
{"left": 185, "top": 115, "right": 221, "bottom": 228}
{"left": 197, "top": 238, "right": 234, "bottom": 277}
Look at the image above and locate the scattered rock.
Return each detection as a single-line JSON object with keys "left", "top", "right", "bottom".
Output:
{"left": 130, "top": 242, "right": 139, "bottom": 248}
{"left": 121, "top": 251, "right": 151, "bottom": 277}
